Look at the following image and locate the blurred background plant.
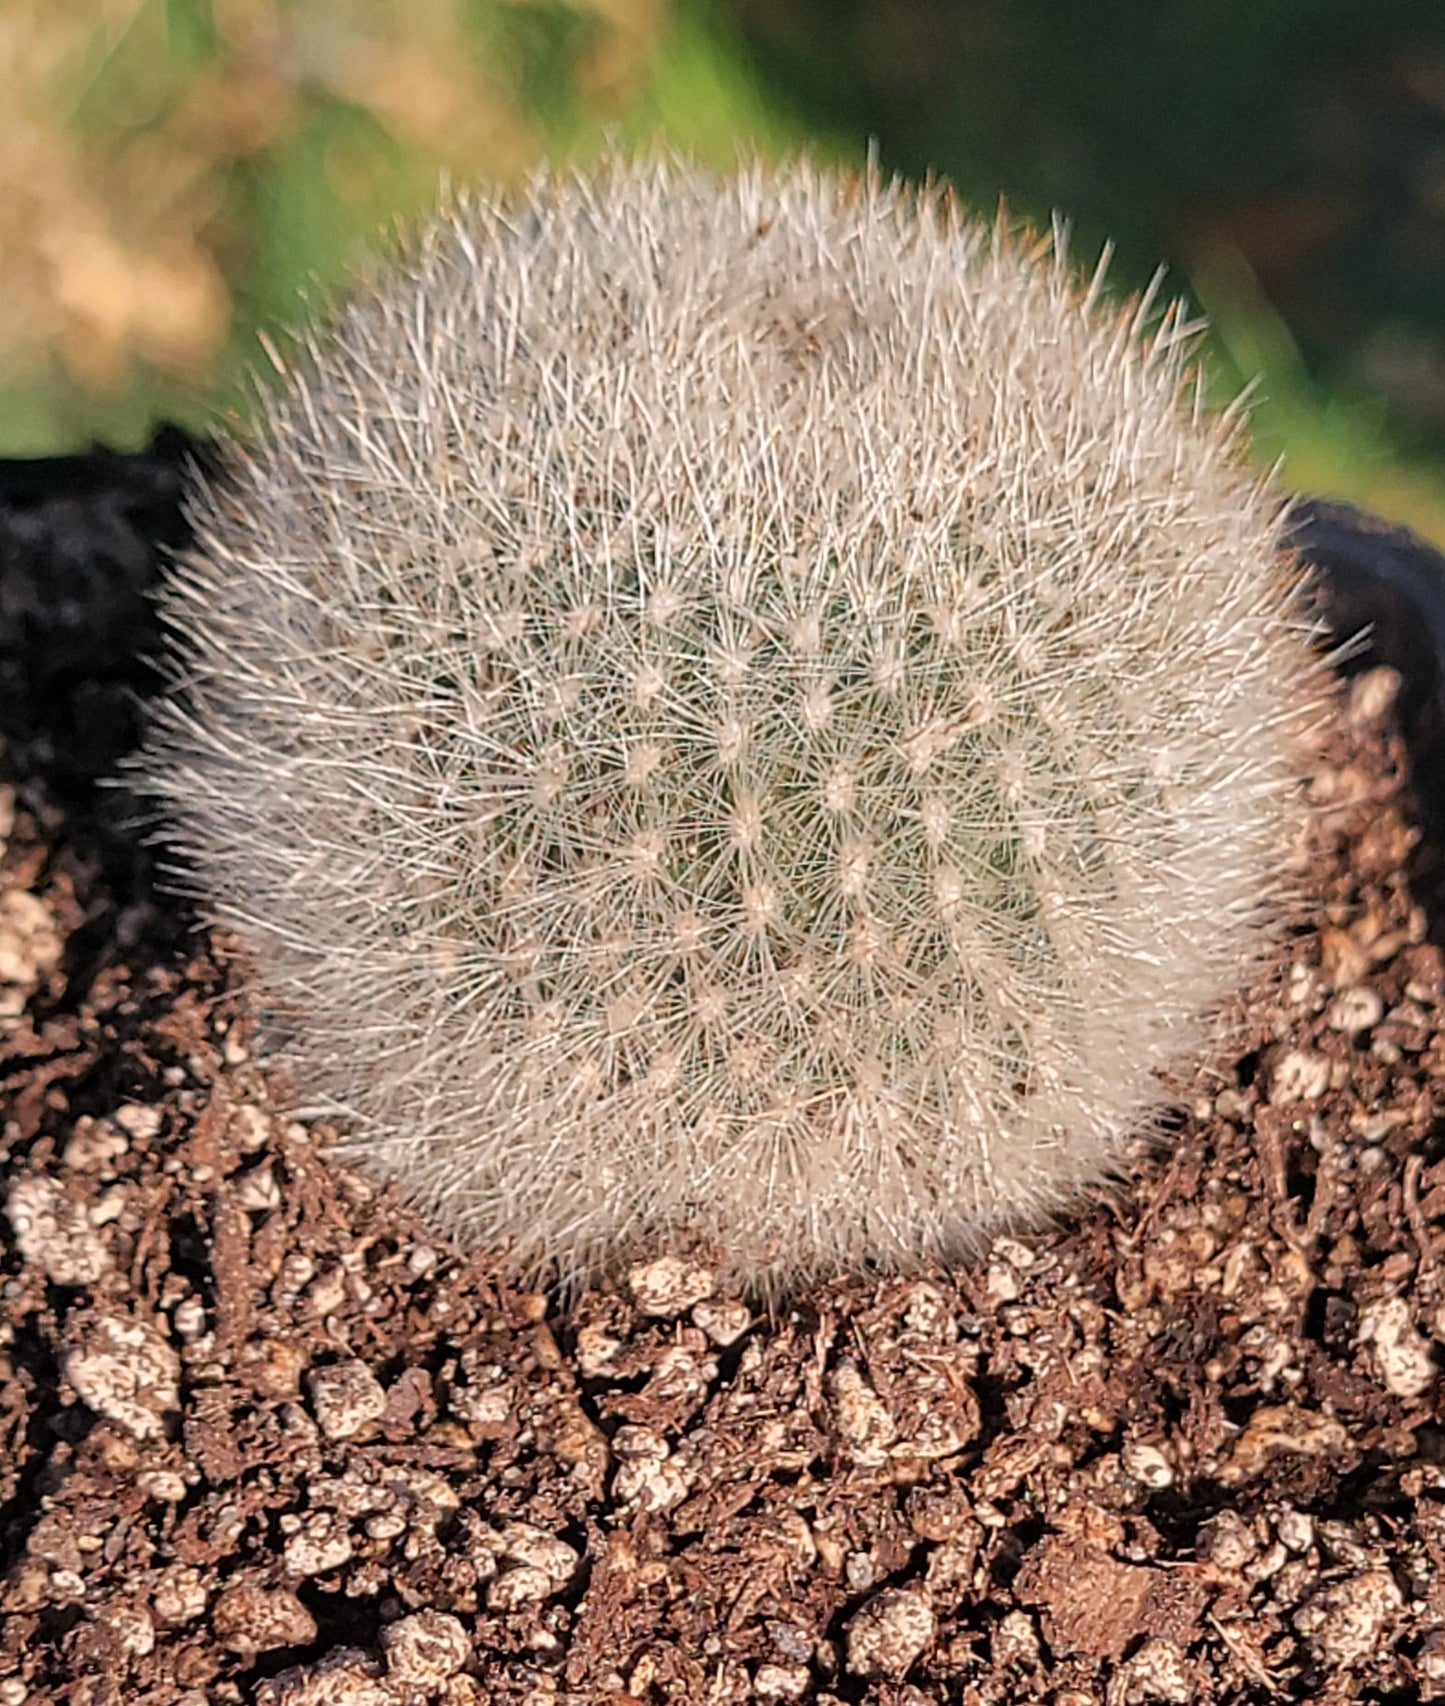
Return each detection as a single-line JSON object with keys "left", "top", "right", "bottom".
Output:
{"left": 2, "top": 0, "right": 1443, "bottom": 540}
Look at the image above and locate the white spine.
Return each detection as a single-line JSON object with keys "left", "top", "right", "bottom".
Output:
{"left": 142, "top": 158, "right": 1319, "bottom": 1293}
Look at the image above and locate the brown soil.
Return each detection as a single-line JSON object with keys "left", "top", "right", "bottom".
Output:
{"left": 1, "top": 667, "right": 1443, "bottom": 1706}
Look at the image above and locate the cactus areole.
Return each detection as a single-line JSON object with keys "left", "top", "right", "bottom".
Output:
{"left": 142, "top": 159, "right": 1319, "bottom": 1293}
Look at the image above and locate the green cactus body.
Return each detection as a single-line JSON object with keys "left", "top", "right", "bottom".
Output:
{"left": 143, "top": 159, "right": 1318, "bottom": 1292}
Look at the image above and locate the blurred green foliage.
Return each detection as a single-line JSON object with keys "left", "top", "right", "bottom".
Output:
{"left": 0, "top": 0, "right": 798, "bottom": 452}
{"left": 3, "top": 0, "right": 1443, "bottom": 541}
{"left": 722, "top": 0, "right": 1445, "bottom": 539}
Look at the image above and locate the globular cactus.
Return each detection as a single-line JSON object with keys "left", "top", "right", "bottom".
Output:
{"left": 141, "top": 157, "right": 1320, "bottom": 1294}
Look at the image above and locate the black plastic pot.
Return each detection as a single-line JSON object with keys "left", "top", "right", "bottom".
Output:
{"left": 0, "top": 426, "right": 208, "bottom": 800}
{"left": 1286, "top": 498, "right": 1445, "bottom": 837}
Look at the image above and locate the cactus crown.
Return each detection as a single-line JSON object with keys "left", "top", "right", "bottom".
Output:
{"left": 142, "top": 157, "right": 1318, "bottom": 1293}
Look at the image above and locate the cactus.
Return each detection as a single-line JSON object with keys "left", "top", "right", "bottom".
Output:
{"left": 140, "top": 158, "right": 1319, "bottom": 1293}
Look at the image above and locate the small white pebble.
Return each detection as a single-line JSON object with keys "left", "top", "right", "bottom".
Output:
{"left": 1346, "top": 665, "right": 1401, "bottom": 727}
{"left": 307, "top": 1360, "right": 387, "bottom": 1440}
{"left": 1275, "top": 1508, "right": 1314, "bottom": 1553}
{"left": 303, "top": 1267, "right": 349, "bottom": 1319}
{"left": 753, "top": 1663, "right": 812, "bottom": 1698}
{"left": 229, "top": 1104, "right": 269, "bottom": 1152}
{"left": 575, "top": 1325, "right": 623, "bottom": 1377}
{"left": 692, "top": 1298, "right": 752, "bottom": 1347}
{"left": 1325, "top": 987, "right": 1384, "bottom": 1035}
{"left": 1199, "top": 1512, "right": 1256, "bottom": 1572}
{"left": 136, "top": 1469, "right": 188, "bottom": 1502}
{"left": 990, "top": 1237, "right": 1036, "bottom": 1270}
{"left": 6, "top": 1174, "right": 112, "bottom": 1287}
{"left": 900, "top": 1281, "right": 955, "bottom": 1338}
{"left": 171, "top": 1298, "right": 207, "bottom": 1343}
{"left": 381, "top": 1609, "right": 470, "bottom": 1688}
{"left": 96, "top": 1603, "right": 156, "bottom": 1658}
{"left": 1360, "top": 1297, "right": 1435, "bottom": 1398}
{"left": 1294, "top": 1569, "right": 1403, "bottom": 1668}
{"left": 451, "top": 1382, "right": 513, "bottom": 1430}
{"left": 233, "top": 1163, "right": 281, "bottom": 1213}
{"left": 1121, "top": 1439, "right": 1175, "bottom": 1489}
{"left": 212, "top": 1579, "right": 317, "bottom": 1654}
{"left": 992, "top": 1609, "right": 1041, "bottom": 1670}
{"left": 1422, "top": 1633, "right": 1445, "bottom": 1686}
{"left": 487, "top": 1565, "right": 554, "bottom": 1610}
{"left": 283, "top": 1512, "right": 355, "bottom": 1578}
{"left": 829, "top": 1360, "right": 896, "bottom": 1464}
{"left": 611, "top": 1425, "right": 690, "bottom": 1512}
{"left": 113, "top": 1104, "right": 163, "bottom": 1141}
{"left": 62, "top": 1119, "right": 130, "bottom": 1172}
{"left": 0, "top": 889, "right": 62, "bottom": 986}
{"left": 1115, "top": 1637, "right": 1193, "bottom": 1704}
{"left": 495, "top": 1521, "right": 579, "bottom": 1586}
{"left": 151, "top": 1565, "right": 208, "bottom": 1625}
{"left": 86, "top": 1187, "right": 126, "bottom": 1228}
{"left": 64, "top": 1313, "right": 179, "bottom": 1441}
{"left": 626, "top": 1254, "right": 716, "bottom": 1317}
{"left": 1265, "top": 1049, "right": 1331, "bottom": 1105}
{"left": 1245, "top": 1540, "right": 1289, "bottom": 1584}
{"left": 845, "top": 1588, "right": 935, "bottom": 1678}
{"left": 254, "top": 1649, "right": 391, "bottom": 1706}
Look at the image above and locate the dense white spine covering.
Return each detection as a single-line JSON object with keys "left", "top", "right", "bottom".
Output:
{"left": 142, "top": 158, "right": 1318, "bottom": 1293}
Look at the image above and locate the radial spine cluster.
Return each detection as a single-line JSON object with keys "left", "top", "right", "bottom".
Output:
{"left": 142, "top": 157, "right": 1319, "bottom": 1292}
